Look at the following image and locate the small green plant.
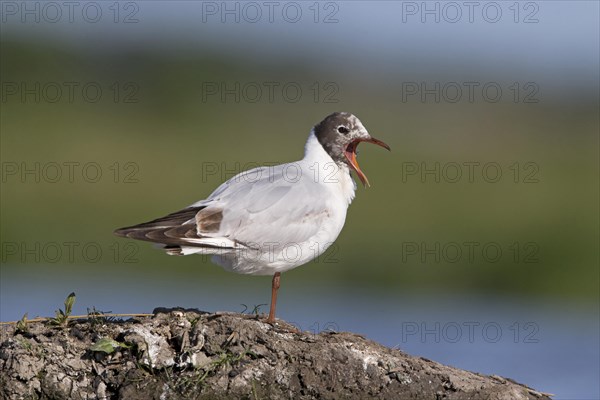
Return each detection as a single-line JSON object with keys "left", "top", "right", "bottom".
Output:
{"left": 89, "top": 337, "right": 131, "bottom": 354}
{"left": 240, "top": 304, "right": 267, "bottom": 316}
{"left": 188, "top": 315, "right": 201, "bottom": 326}
{"left": 251, "top": 304, "right": 266, "bottom": 315}
{"left": 251, "top": 379, "right": 262, "bottom": 400}
{"left": 87, "top": 307, "right": 113, "bottom": 326}
{"left": 48, "top": 292, "right": 76, "bottom": 326}
{"left": 16, "top": 336, "right": 42, "bottom": 357}
{"left": 16, "top": 337, "right": 33, "bottom": 352}
{"left": 198, "top": 348, "right": 255, "bottom": 383}
{"left": 171, "top": 347, "right": 256, "bottom": 397}
{"left": 16, "top": 313, "right": 29, "bottom": 333}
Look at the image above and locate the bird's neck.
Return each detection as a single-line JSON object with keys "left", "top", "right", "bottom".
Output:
{"left": 303, "top": 130, "right": 339, "bottom": 163}
{"left": 302, "top": 131, "right": 356, "bottom": 205}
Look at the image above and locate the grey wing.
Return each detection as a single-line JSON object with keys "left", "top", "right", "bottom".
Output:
{"left": 114, "top": 164, "right": 330, "bottom": 252}
{"left": 193, "top": 164, "right": 331, "bottom": 247}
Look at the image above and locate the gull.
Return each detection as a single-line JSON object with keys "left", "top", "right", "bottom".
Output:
{"left": 114, "top": 112, "right": 390, "bottom": 323}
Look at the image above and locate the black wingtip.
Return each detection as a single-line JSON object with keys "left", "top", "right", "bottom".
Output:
{"left": 113, "top": 227, "right": 130, "bottom": 237}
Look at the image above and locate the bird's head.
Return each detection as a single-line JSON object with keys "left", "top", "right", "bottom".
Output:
{"left": 314, "top": 112, "right": 390, "bottom": 187}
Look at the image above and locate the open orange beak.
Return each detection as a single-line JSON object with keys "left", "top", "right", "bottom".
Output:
{"left": 344, "top": 137, "right": 391, "bottom": 187}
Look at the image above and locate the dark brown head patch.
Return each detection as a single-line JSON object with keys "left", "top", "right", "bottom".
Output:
{"left": 313, "top": 112, "right": 363, "bottom": 163}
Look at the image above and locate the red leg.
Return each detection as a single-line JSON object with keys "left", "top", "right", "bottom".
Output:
{"left": 266, "top": 272, "right": 281, "bottom": 323}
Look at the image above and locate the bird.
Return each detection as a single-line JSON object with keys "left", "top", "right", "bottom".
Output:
{"left": 114, "top": 112, "right": 390, "bottom": 323}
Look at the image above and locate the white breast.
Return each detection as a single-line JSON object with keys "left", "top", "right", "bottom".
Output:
{"left": 301, "top": 131, "right": 356, "bottom": 206}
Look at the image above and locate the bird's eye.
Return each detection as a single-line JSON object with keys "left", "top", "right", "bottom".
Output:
{"left": 337, "top": 126, "right": 349, "bottom": 134}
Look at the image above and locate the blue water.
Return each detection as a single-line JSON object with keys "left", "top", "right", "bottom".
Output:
{"left": 1, "top": 264, "right": 598, "bottom": 400}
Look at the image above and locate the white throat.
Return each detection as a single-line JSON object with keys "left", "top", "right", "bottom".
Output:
{"left": 302, "top": 130, "right": 356, "bottom": 205}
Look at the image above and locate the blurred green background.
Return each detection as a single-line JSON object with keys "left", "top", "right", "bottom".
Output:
{"left": 2, "top": 42, "right": 597, "bottom": 300}
{"left": 1, "top": 2, "right": 598, "bottom": 399}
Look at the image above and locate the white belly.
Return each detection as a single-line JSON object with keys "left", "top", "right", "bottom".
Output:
{"left": 211, "top": 204, "right": 347, "bottom": 275}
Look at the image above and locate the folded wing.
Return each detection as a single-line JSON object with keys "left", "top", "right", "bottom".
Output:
{"left": 114, "top": 164, "right": 331, "bottom": 254}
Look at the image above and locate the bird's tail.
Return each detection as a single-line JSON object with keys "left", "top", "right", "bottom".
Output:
{"left": 114, "top": 206, "right": 237, "bottom": 255}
